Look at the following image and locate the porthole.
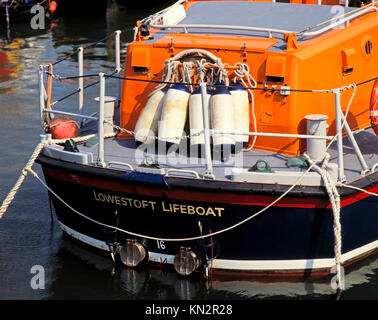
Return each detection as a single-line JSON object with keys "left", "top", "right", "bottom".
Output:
{"left": 365, "top": 40, "right": 373, "bottom": 56}
{"left": 361, "top": 35, "right": 373, "bottom": 60}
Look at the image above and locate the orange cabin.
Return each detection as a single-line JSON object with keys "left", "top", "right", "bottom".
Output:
{"left": 119, "top": 0, "right": 378, "bottom": 156}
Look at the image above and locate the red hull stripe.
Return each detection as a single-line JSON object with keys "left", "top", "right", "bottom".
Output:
{"left": 41, "top": 165, "right": 377, "bottom": 209}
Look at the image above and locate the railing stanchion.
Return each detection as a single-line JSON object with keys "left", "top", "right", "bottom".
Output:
{"left": 334, "top": 89, "right": 346, "bottom": 182}
{"left": 78, "top": 47, "right": 84, "bottom": 125}
{"left": 39, "top": 65, "right": 46, "bottom": 133}
{"left": 200, "top": 81, "right": 214, "bottom": 179}
{"left": 115, "top": 30, "right": 122, "bottom": 105}
{"left": 339, "top": 112, "right": 370, "bottom": 175}
{"left": 98, "top": 73, "right": 106, "bottom": 167}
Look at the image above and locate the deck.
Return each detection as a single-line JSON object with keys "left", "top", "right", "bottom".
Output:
{"left": 58, "top": 120, "right": 378, "bottom": 186}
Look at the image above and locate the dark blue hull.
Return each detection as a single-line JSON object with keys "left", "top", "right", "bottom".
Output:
{"left": 37, "top": 154, "right": 378, "bottom": 278}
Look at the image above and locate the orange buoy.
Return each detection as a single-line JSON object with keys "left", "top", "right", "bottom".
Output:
{"left": 49, "top": 1, "right": 57, "bottom": 14}
{"left": 47, "top": 116, "right": 79, "bottom": 140}
{"left": 370, "top": 79, "right": 378, "bottom": 136}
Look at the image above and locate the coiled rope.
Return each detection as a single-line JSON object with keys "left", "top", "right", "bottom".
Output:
{"left": 233, "top": 62, "right": 258, "bottom": 151}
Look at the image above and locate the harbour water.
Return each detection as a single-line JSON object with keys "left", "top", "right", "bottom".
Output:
{"left": 0, "top": 3, "right": 377, "bottom": 302}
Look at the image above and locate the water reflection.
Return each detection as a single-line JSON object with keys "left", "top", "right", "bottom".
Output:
{"left": 48, "top": 235, "right": 378, "bottom": 300}
{"left": 0, "top": 39, "right": 25, "bottom": 86}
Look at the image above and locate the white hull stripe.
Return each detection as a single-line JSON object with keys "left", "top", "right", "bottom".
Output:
{"left": 59, "top": 222, "right": 378, "bottom": 272}
{"left": 370, "top": 110, "right": 378, "bottom": 116}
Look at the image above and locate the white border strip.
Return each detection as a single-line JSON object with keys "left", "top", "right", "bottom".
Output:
{"left": 59, "top": 222, "right": 110, "bottom": 252}
{"left": 59, "top": 222, "right": 378, "bottom": 272}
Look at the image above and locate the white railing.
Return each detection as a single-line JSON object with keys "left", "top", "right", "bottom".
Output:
{"left": 37, "top": 29, "right": 372, "bottom": 182}
{"left": 38, "top": 71, "right": 370, "bottom": 182}
{"left": 38, "top": 30, "right": 123, "bottom": 167}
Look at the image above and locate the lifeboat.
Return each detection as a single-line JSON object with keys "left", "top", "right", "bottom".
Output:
{"left": 29, "top": 0, "right": 378, "bottom": 285}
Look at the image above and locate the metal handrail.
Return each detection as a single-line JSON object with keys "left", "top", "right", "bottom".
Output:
{"left": 148, "top": 4, "right": 377, "bottom": 39}
{"left": 166, "top": 169, "right": 200, "bottom": 179}
{"left": 301, "top": 6, "right": 377, "bottom": 38}
{"left": 41, "top": 109, "right": 98, "bottom": 121}
{"left": 149, "top": 23, "right": 293, "bottom": 38}
{"left": 107, "top": 161, "right": 134, "bottom": 171}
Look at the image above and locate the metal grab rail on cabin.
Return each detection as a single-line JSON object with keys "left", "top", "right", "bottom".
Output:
{"left": 149, "top": 23, "right": 294, "bottom": 38}
{"left": 147, "top": 4, "right": 378, "bottom": 39}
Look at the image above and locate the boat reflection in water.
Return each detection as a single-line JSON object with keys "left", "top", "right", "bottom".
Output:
{"left": 0, "top": 38, "right": 25, "bottom": 93}
{"left": 50, "top": 235, "right": 378, "bottom": 299}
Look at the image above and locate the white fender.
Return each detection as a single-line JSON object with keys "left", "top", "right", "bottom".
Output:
{"left": 134, "top": 89, "right": 166, "bottom": 144}
{"left": 210, "top": 85, "right": 235, "bottom": 147}
{"left": 189, "top": 86, "right": 210, "bottom": 146}
{"left": 158, "top": 84, "right": 190, "bottom": 144}
{"left": 230, "top": 82, "right": 250, "bottom": 145}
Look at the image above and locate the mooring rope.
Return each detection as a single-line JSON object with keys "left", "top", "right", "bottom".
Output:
{"left": 304, "top": 152, "right": 343, "bottom": 291}
{"left": 0, "top": 132, "right": 117, "bottom": 219}
{"left": 0, "top": 142, "right": 46, "bottom": 219}
{"left": 335, "top": 183, "right": 378, "bottom": 196}
{"left": 26, "top": 160, "right": 318, "bottom": 242}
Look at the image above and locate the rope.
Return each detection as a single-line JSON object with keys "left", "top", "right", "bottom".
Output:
{"left": 50, "top": 132, "right": 116, "bottom": 145}
{"left": 233, "top": 63, "right": 258, "bottom": 151}
{"left": 27, "top": 161, "right": 318, "bottom": 242}
{"left": 295, "top": 86, "right": 356, "bottom": 291}
{"left": 0, "top": 132, "right": 116, "bottom": 219}
{"left": 48, "top": 70, "right": 118, "bottom": 108}
{"left": 304, "top": 153, "right": 343, "bottom": 291}
{"left": 335, "top": 183, "right": 378, "bottom": 196}
{"left": 51, "top": 28, "right": 134, "bottom": 67}
{"left": 43, "top": 70, "right": 377, "bottom": 94}
{"left": 0, "top": 142, "right": 46, "bottom": 219}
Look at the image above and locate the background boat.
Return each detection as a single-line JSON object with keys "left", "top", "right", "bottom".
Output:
{"left": 0, "top": 0, "right": 51, "bottom": 24}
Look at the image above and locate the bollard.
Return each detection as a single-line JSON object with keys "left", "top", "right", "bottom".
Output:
{"left": 94, "top": 96, "right": 117, "bottom": 135}
{"left": 305, "top": 114, "right": 328, "bottom": 162}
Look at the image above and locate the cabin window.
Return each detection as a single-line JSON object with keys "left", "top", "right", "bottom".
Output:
{"left": 365, "top": 41, "right": 373, "bottom": 56}
{"left": 361, "top": 35, "right": 373, "bottom": 61}
{"left": 266, "top": 76, "right": 285, "bottom": 83}
{"left": 133, "top": 67, "right": 149, "bottom": 73}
